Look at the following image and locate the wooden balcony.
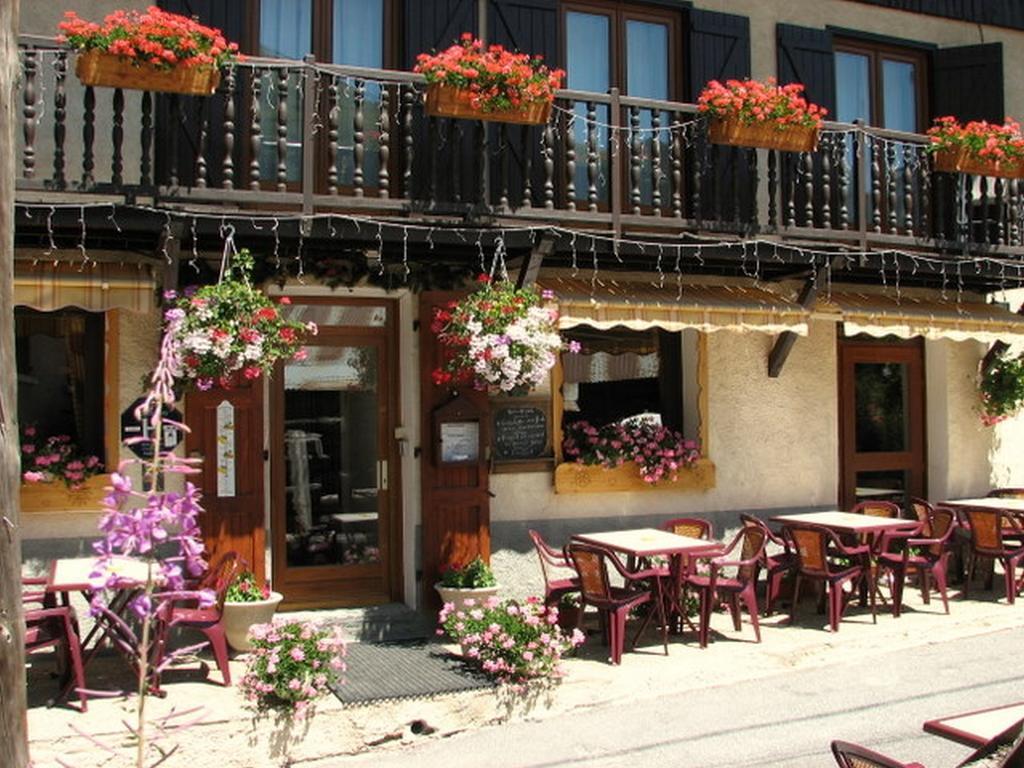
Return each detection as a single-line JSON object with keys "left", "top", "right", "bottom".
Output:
{"left": 14, "top": 38, "right": 1024, "bottom": 285}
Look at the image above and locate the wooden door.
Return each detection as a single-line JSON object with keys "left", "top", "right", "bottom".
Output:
{"left": 185, "top": 377, "right": 266, "bottom": 583}
{"left": 419, "top": 292, "right": 491, "bottom": 607}
{"left": 838, "top": 338, "right": 926, "bottom": 510}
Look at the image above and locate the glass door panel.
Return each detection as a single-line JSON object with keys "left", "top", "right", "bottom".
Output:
{"left": 854, "top": 361, "right": 909, "bottom": 452}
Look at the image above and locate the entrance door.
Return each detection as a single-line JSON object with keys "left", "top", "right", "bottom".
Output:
{"left": 185, "top": 377, "right": 266, "bottom": 583}
{"left": 271, "top": 300, "right": 400, "bottom": 608}
{"left": 838, "top": 337, "right": 926, "bottom": 509}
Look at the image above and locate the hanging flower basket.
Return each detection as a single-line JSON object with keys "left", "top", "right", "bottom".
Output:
{"left": 166, "top": 249, "right": 315, "bottom": 390}
{"left": 699, "top": 78, "right": 825, "bottom": 152}
{"left": 979, "top": 351, "right": 1024, "bottom": 426}
{"left": 932, "top": 146, "right": 1024, "bottom": 179}
{"left": 708, "top": 116, "right": 819, "bottom": 152}
{"left": 74, "top": 50, "right": 220, "bottom": 95}
{"left": 927, "top": 117, "right": 1024, "bottom": 179}
{"left": 425, "top": 82, "right": 551, "bottom": 125}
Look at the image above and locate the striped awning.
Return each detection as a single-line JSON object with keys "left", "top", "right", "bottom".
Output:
{"left": 14, "top": 261, "right": 156, "bottom": 313}
{"left": 818, "top": 291, "right": 1024, "bottom": 343}
{"left": 539, "top": 277, "right": 810, "bottom": 336}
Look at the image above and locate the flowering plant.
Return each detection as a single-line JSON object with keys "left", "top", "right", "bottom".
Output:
{"left": 438, "top": 596, "right": 583, "bottom": 684}
{"left": 20, "top": 428, "right": 103, "bottom": 489}
{"left": 166, "top": 249, "right": 315, "bottom": 390}
{"left": 415, "top": 33, "right": 564, "bottom": 112}
{"left": 57, "top": 7, "right": 241, "bottom": 69}
{"left": 431, "top": 275, "right": 564, "bottom": 392}
{"left": 927, "top": 116, "right": 1024, "bottom": 162}
{"left": 438, "top": 556, "right": 497, "bottom": 589}
{"left": 225, "top": 570, "right": 272, "bottom": 603}
{"left": 980, "top": 350, "right": 1024, "bottom": 425}
{"left": 240, "top": 620, "right": 347, "bottom": 720}
{"left": 562, "top": 418, "right": 700, "bottom": 484}
{"left": 698, "top": 77, "right": 826, "bottom": 129}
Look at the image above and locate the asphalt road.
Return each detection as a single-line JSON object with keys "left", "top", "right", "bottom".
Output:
{"left": 340, "top": 626, "right": 1023, "bottom": 767}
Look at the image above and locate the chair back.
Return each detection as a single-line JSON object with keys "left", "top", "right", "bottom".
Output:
{"left": 988, "top": 487, "right": 1024, "bottom": 499}
{"left": 735, "top": 525, "right": 767, "bottom": 584}
{"left": 661, "top": 517, "right": 712, "bottom": 540}
{"left": 786, "top": 523, "right": 831, "bottom": 577}
{"left": 831, "top": 739, "right": 921, "bottom": 768}
{"left": 529, "top": 529, "right": 570, "bottom": 583}
{"left": 909, "top": 498, "right": 934, "bottom": 535}
{"left": 199, "top": 551, "right": 246, "bottom": 610}
{"left": 964, "top": 507, "right": 1007, "bottom": 554}
{"left": 926, "top": 507, "right": 957, "bottom": 558}
{"left": 851, "top": 501, "right": 901, "bottom": 519}
{"left": 566, "top": 543, "right": 612, "bottom": 604}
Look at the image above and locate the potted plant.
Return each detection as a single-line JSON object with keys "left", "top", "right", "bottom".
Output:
{"left": 222, "top": 571, "right": 284, "bottom": 652}
{"left": 58, "top": 7, "right": 242, "bottom": 96}
{"left": 557, "top": 592, "right": 582, "bottom": 631}
{"left": 435, "top": 556, "right": 499, "bottom": 610}
{"left": 431, "top": 275, "right": 565, "bottom": 394}
{"left": 20, "top": 426, "right": 103, "bottom": 489}
{"left": 927, "top": 116, "right": 1024, "bottom": 179}
{"left": 165, "top": 248, "right": 315, "bottom": 390}
{"left": 980, "top": 350, "right": 1024, "bottom": 426}
{"left": 415, "top": 33, "right": 564, "bottom": 125}
{"left": 561, "top": 418, "right": 701, "bottom": 485}
{"left": 698, "top": 77, "right": 826, "bottom": 152}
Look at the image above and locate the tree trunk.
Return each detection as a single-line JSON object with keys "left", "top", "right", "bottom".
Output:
{"left": 0, "top": 0, "right": 28, "bottom": 766}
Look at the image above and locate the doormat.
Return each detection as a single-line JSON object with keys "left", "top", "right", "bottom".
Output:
{"left": 331, "top": 641, "right": 495, "bottom": 706}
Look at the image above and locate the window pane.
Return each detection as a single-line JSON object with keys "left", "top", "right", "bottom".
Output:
{"left": 567, "top": 12, "right": 611, "bottom": 206}
{"left": 626, "top": 20, "right": 668, "bottom": 99}
{"left": 854, "top": 362, "right": 909, "bottom": 452}
{"left": 835, "top": 51, "right": 871, "bottom": 123}
{"left": 333, "top": 0, "right": 383, "bottom": 67}
{"left": 882, "top": 59, "right": 917, "bottom": 132}
{"left": 259, "top": 0, "right": 312, "bottom": 58}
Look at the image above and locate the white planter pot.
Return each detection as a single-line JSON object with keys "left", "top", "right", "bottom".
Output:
{"left": 434, "top": 584, "right": 499, "bottom": 611}
{"left": 222, "top": 592, "right": 284, "bottom": 651}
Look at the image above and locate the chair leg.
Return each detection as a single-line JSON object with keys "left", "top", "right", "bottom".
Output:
{"left": 61, "top": 613, "right": 88, "bottom": 712}
{"left": 933, "top": 562, "right": 950, "bottom": 615}
{"left": 765, "top": 570, "right": 782, "bottom": 616}
{"left": 1003, "top": 558, "right": 1016, "bottom": 605}
{"left": 741, "top": 586, "right": 761, "bottom": 643}
{"left": 202, "top": 625, "right": 232, "bottom": 686}
{"left": 612, "top": 609, "right": 626, "bottom": 665}
{"left": 891, "top": 566, "right": 906, "bottom": 618}
{"left": 920, "top": 570, "right": 931, "bottom": 605}
{"left": 727, "top": 593, "right": 741, "bottom": 631}
{"left": 698, "top": 585, "right": 713, "bottom": 649}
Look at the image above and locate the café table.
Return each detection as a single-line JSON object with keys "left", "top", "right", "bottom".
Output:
{"left": 572, "top": 528, "right": 723, "bottom": 639}
{"left": 942, "top": 497, "right": 1024, "bottom": 513}
{"left": 923, "top": 701, "right": 1024, "bottom": 748}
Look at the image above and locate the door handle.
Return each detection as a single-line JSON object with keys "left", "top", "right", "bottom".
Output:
{"left": 377, "top": 459, "right": 389, "bottom": 491}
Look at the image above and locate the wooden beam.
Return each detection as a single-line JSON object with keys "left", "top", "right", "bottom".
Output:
{"left": 515, "top": 232, "right": 554, "bottom": 289}
{"left": 0, "top": 0, "right": 30, "bottom": 764}
{"left": 768, "top": 258, "right": 836, "bottom": 379}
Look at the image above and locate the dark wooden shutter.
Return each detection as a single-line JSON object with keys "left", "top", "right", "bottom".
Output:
{"left": 776, "top": 24, "right": 835, "bottom": 117}
{"left": 687, "top": 9, "right": 752, "bottom": 225}
{"left": 403, "top": 0, "right": 477, "bottom": 69}
{"left": 931, "top": 43, "right": 1004, "bottom": 122}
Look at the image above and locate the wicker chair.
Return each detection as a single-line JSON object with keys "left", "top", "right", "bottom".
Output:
{"left": 909, "top": 498, "right": 936, "bottom": 535}
{"left": 877, "top": 506, "right": 957, "bottom": 616}
{"left": 831, "top": 740, "right": 926, "bottom": 768}
{"left": 565, "top": 542, "right": 665, "bottom": 665}
{"left": 686, "top": 525, "right": 766, "bottom": 647}
{"left": 528, "top": 529, "right": 580, "bottom": 606}
{"left": 740, "top": 514, "right": 797, "bottom": 616}
{"left": 786, "top": 523, "right": 870, "bottom": 632}
{"left": 661, "top": 517, "right": 713, "bottom": 540}
{"left": 962, "top": 507, "right": 1024, "bottom": 604}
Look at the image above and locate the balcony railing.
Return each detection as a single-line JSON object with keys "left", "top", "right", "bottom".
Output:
{"left": 15, "top": 38, "right": 1024, "bottom": 257}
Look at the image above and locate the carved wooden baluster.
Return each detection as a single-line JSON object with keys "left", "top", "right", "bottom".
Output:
{"left": 53, "top": 51, "right": 67, "bottom": 189}
{"left": 996, "top": 177, "right": 1006, "bottom": 245}
{"left": 785, "top": 153, "right": 796, "bottom": 227}
{"left": 521, "top": 126, "right": 534, "bottom": 208}
{"left": 111, "top": 88, "right": 125, "bottom": 187}
{"left": 275, "top": 68, "right": 289, "bottom": 192}
{"left": 498, "top": 124, "right": 510, "bottom": 208}
{"left": 871, "top": 139, "right": 882, "bottom": 233}
{"left": 837, "top": 136, "right": 849, "bottom": 230}
{"left": 692, "top": 132, "right": 703, "bottom": 224}
{"left": 748, "top": 147, "right": 758, "bottom": 227}
{"left": 222, "top": 66, "right": 236, "bottom": 189}
{"left": 733, "top": 148, "right": 742, "bottom": 226}
{"left": 325, "top": 78, "right": 339, "bottom": 195}
{"left": 379, "top": 84, "right": 391, "bottom": 198}
{"left": 195, "top": 96, "right": 208, "bottom": 188}
{"left": 543, "top": 120, "right": 555, "bottom": 209}
{"left": 802, "top": 151, "right": 814, "bottom": 226}
{"left": 886, "top": 142, "right": 897, "bottom": 234}
{"left": 249, "top": 69, "right": 263, "bottom": 190}
{"left": 82, "top": 85, "right": 96, "bottom": 187}
{"left": 428, "top": 116, "right": 439, "bottom": 204}
{"left": 22, "top": 49, "right": 37, "bottom": 178}
{"left": 139, "top": 92, "right": 152, "bottom": 188}
{"left": 651, "top": 110, "right": 662, "bottom": 214}
{"left": 903, "top": 144, "right": 914, "bottom": 233}
{"left": 168, "top": 94, "right": 181, "bottom": 187}
{"left": 671, "top": 111, "right": 682, "bottom": 218}
{"left": 630, "top": 106, "right": 641, "bottom": 214}
{"left": 713, "top": 147, "right": 724, "bottom": 223}
{"left": 353, "top": 78, "right": 365, "bottom": 197}
{"left": 767, "top": 149, "right": 778, "bottom": 228}
{"left": 979, "top": 175, "right": 989, "bottom": 244}
{"left": 1009, "top": 179, "right": 1020, "bottom": 245}
{"left": 919, "top": 147, "right": 930, "bottom": 237}
{"left": 821, "top": 134, "right": 831, "bottom": 229}
{"left": 934, "top": 170, "right": 945, "bottom": 241}
{"left": 565, "top": 113, "right": 576, "bottom": 211}
{"left": 586, "top": 102, "right": 598, "bottom": 211}
{"left": 477, "top": 119, "right": 487, "bottom": 204}
{"left": 402, "top": 83, "right": 414, "bottom": 200}
{"left": 451, "top": 121, "right": 462, "bottom": 203}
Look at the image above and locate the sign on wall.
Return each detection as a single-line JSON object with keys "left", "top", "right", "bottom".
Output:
{"left": 120, "top": 397, "right": 183, "bottom": 460}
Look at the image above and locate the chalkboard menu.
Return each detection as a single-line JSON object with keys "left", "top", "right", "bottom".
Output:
{"left": 493, "top": 403, "right": 549, "bottom": 461}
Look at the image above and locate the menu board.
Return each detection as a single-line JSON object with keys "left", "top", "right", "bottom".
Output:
{"left": 493, "top": 404, "right": 549, "bottom": 461}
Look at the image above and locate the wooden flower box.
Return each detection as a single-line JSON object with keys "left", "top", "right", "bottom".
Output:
{"left": 75, "top": 51, "right": 221, "bottom": 96}
{"left": 932, "top": 147, "right": 1024, "bottom": 179}
{"left": 553, "top": 458, "right": 716, "bottom": 494}
{"left": 708, "top": 117, "right": 819, "bottom": 153}
{"left": 424, "top": 83, "right": 551, "bottom": 126}
{"left": 19, "top": 474, "right": 109, "bottom": 513}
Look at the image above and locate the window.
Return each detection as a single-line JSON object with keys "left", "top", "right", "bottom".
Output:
{"left": 834, "top": 40, "right": 926, "bottom": 131}
{"left": 15, "top": 308, "right": 106, "bottom": 463}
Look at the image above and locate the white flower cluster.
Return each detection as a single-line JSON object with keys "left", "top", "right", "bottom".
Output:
{"left": 468, "top": 306, "right": 561, "bottom": 392}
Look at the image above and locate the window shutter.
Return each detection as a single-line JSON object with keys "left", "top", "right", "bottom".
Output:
{"left": 686, "top": 9, "right": 751, "bottom": 101}
{"left": 776, "top": 24, "right": 835, "bottom": 117}
{"left": 403, "top": 0, "right": 477, "bottom": 69}
{"left": 157, "top": 0, "right": 246, "bottom": 50}
{"left": 490, "top": 0, "right": 557, "bottom": 64}
{"left": 931, "top": 43, "right": 1004, "bottom": 122}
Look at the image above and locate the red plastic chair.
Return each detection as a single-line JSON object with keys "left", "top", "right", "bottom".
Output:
{"left": 25, "top": 604, "right": 88, "bottom": 711}
{"left": 962, "top": 507, "right": 1024, "bottom": 604}
{"left": 661, "top": 517, "right": 713, "bottom": 540}
{"left": 528, "top": 529, "right": 580, "bottom": 606}
{"left": 686, "top": 525, "right": 766, "bottom": 647}
{"left": 786, "top": 523, "right": 870, "bottom": 632}
{"left": 740, "top": 514, "right": 797, "bottom": 616}
{"left": 153, "top": 551, "right": 244, "bottom": 686}
{"left": 831, "top": 740, "right": 925, "bottom": 768}
{"left": 877, "top": 506, "right": 957, "bottom": 616}
{"left": 909, "top": 498, "right": 936, "bottom": 535}
{"left": 566, "top": 541, "right": 665, "bottom": 665}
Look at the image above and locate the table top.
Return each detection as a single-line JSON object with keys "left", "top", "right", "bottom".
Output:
{"left": 771, "top": 511, "right": 921, "bottom": 535}
{"left": 49, "top": 556, "right": 155, "bottom": 592}
{"left": 943, "top": 497, "right": 1024, "bottom": 512}
{"left": 923, "top": 701, "right": 1024, "bottom": 748}
{"left": 573, "top": 528, "right": 722, "bottom": 558}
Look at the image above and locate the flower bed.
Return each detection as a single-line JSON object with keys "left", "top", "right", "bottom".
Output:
{"left": 699, "top": 78, "right": 825, "bottom": 152}
{"left": 928, "top": 117, "right": 1024, "bottom": 179}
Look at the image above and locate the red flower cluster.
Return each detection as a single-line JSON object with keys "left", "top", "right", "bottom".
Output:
{"left": 415, "top": 33, "right": 564, "bottom": 113}
{"left": 698, "top": 77, "right": 826, "bottom": 129}
{"left": 57, "top": 7, "right": 241, "bottom": 69}
{"left": 927, "top": 116, "right": 1024, "bottom": 162}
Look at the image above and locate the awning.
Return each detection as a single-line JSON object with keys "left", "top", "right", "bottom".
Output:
{"left": 539, "top": 277, "right": 810, "bottom": 336}
{"left": 818, "top": 291, "right": 1024, "bottom": 343}
{"left": 14, "top": 261, "right": 156, "bottom": 313}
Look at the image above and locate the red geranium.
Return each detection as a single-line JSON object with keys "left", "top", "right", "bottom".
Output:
{"left": 927, "top": 116, "right": 1024, "bottom": 162}
{"left": 698, "top": 77, "right": 826, "bottom": 129}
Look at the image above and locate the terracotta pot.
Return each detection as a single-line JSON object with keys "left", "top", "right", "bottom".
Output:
{"left": 222, "top": 592, "right": 284, "bottom": 651}
{"left": 708, "top": 116, "right": 819, "bottom": 153}
{"left": 434, "top": 584, "right": 500, "bottom": 611}
{"left": 75, "top": 51, "right": 221, "bottom": 96}
{"left": 556, "top": 603, "right": 581, "bottom": 631}
{"left": 932, "top": 147, "right": 1024, "bottom": 179}
{"left": 424, "top": 83, "right": 551, "bottom": 125}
